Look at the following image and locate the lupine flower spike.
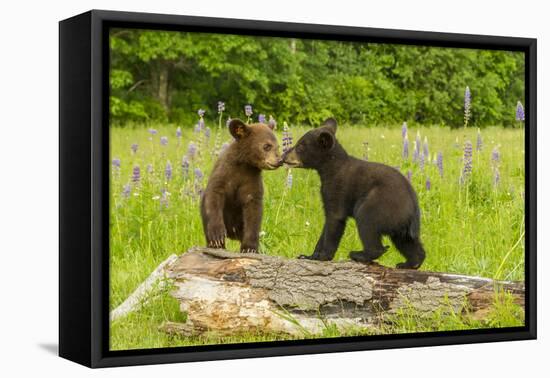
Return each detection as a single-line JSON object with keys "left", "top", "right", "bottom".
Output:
{"left": 122, "top": 184, "right": 131, "bottom": 199}
{"left": 436, "top": 151, "right": 444, "bottom": 177}
{"left": 402, "top": 135, "right": 409, "bottom": 160}
{"left": 194, "top": 168, "right": 204, "bottom": 196}
{"left": 160, "top": 188, "right": 169, "bottom": 208}
{"left": 464, "top": 86, "right": 471, "bottom": 128}
{"left": 181, "top": 156, "right": 189, "bottom": 178}
{"left": 176, "top": 127, "right": 182, "bottom": 146}
{"left": 402, "top": 122, "right": 408, "bottom": 139}
{"left": 258, "top": 114, "right": 266, "bottom": 124}
{"left": 187, "top": 142, "right": 197, "bottom": 159}
{"left": 286, "top": 169, "right": 293, "bottom": 189}
{"left": 160, "top": 136, "right": 168, "bottom": 146}
{"left": 460, "top": 140, "right": 473, "bottom": 184}
{"left": 426, "top": 177, "right": 431, "bottom": 191}
{"left": 476, "top": 128, "right": 483, "bottom": 151}
{"left": 516, "top": 101, "right": 525, "bottom": 122}
{"left": 491, "top": 147, "right": 501, "bottom": 187}
{"left": 131, "top": 143, "right": 138, "bottom": 154}
{"left": 244, "top": 104, "right": 253, "bottom": 123}
{"left": 165, "top": 161, "right": 172, "bottom": 181}
{"left": 412, "top": 141, "right": 419, "bottom": 164}
{"left": 132, "top": 165, "right": 141, "bottom": 184}
{"left": 282, "top": 122, "right": 293, "bottom": 153}
{"left": 112, "top": 158, "right": 121, "bottom": 173}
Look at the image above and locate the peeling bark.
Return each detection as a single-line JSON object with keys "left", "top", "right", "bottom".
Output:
{"left": 161, "top": 248, "right": 524, "bottom": 337}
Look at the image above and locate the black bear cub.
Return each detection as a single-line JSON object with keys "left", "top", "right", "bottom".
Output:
{"left": 282, "top": 118, "right": 426, "bottom": 269}
{"left": 200, "top": 119, "right": 282, "bottom": 253}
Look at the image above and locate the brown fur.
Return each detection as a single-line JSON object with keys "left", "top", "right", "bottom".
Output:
{"left": 200, "top": 119, "right": 282, "bottom": 253}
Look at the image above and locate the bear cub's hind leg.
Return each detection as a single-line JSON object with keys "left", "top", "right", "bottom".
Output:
{"left": 349, "top": 216, "right": 389, "bottom": 263}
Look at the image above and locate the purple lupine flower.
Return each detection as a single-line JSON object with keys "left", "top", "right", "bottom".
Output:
{"left": 464, "top": 86, "right": 471, "bottom": 127}
{"left": 406, "top": 170, "right": 412, "bottom": 182}
{"left": 412, "top": 141, "right": 419, "bottom": 164}
{"left": 258, "top": 114, "right": 266, "bottom": 124}
{"left": 160, "top": 136, "right": 168, "bottom": 146}
{"left": 131, "top": 143, "right": 138, "bottom": 154}
{"left": 217, "top": 101, "right": 225, "bottom": 113}
{"left": 165, "top": 161, "right": 172, "bottom": 181}
{"left": 187, "top": 142, "right": 198, "bottom": 158}
{"left": 194, "top": 123, "right": 202, "bottom": 133}
{"left": 160, "top": 188, "right": 169, "bottom": 208}
{"left": 476, "top": 129, "right": 483, "bottom": 151}
{"left": 176, "top": 127, "right": 182, "bottom": 138}
{"left": 148, "top": 129, "right": 158, "bottom": 136}
{"left": 282, "top": 122, "right": 293, "bottom": 153}
{"left": 268, "top": 115, "right": 277, "bottom": 130}
{"left": 516, "top": 101, "right": 525, "bottom": 121}
{"left": 198, "top": 109, "right": 205, "bottom": 117}
{"left": 220, "top": 142, "right": 229, "bottom": 154}
{"left": 194, "top": 168, "right": 204, "bottom": 196}
{"left": 181, "top": 156, "right": 189, "bottom": 177}
{"left": 244, "top": 105, "right": 253, "bottom": 117}
{"left": 460, "top": 140, "right": 473, "bottom": 184}
{"left": 122, "top": 184, "right": 131, "bottom": 199}
{"left": 194, "top": 168, "right": 204, "bottom": 181}
{"left": 363, "top": 141, "right": 369, "bottom": 161}
{"left": 491, "top": 147, "right": 500, "bottom": 166}
{"left": 132, "top": 165, "right": 141, "bottom": 184}
{"left": 491, "top": 147, "right": 500, "bottom": 187}
{"left": 436, "top": 151, "right": 443, "bottom": 177}
{"left": 122, "top": 183, "right": 131, "bottom": 198}
{"left": 402, "top": 122, "right": 408, "bottom": 139}
{"left": 423, "top": 136, "right": 429, "bottom": 158}
{"left": 403, "top": 136, "right": 409, "bottom": 159}
{"left": 286, "top": 170, "right": 293, "bottom": 188}
{"left": 204, "top": 127, "right": 211, "bottom": 139}
{"left": 494, "top": 167, "right": 500, "bottom": 186}
{"left": 426, "top": 177, "right": 431, "bottom": 191}
{"left": 146, "top": 164, "right": 154, "bottom": 174}
{"left": 112, "top": 158, "right": 121, "bottom": 169}
{"left": 419, "top": 151, "right": 425, "bottom": 171}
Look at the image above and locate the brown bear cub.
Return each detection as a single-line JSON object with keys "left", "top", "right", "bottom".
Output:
{"left": 282, "top": 118, "right": 426, "bottom": 269}
{"left": 200, "top": 119, "right": 282, "bottom": 253}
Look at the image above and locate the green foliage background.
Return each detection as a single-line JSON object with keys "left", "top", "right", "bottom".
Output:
{"left": 110, "top": 29, "right": 524, "bottom": 127}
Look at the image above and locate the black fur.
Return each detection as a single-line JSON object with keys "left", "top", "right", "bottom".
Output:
{"left": 282, "top": 118, "right": 426, "bottom": 269}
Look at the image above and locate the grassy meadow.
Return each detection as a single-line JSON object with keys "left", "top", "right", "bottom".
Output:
{"left": 109, "top": 121, "right": 525, "bottom": 351}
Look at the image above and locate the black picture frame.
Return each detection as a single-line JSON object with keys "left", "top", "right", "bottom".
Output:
{"left": 59, "top": 9, "right": 537, "bottom": 368}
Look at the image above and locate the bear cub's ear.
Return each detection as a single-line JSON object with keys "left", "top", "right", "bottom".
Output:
{"left": 229, "top": 119, "right": 250, "bottom": 139}
{"left": 318, "top": 131, "right": 335, "bottom": 150}
{"left": 321, "top": 117, "right": 337, "bottom": 134}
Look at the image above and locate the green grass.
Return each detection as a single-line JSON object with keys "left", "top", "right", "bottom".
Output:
{"left": 109, "top": 122, "right": 525, "bottom": 350}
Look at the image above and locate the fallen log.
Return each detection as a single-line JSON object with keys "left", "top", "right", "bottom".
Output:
{"left": 159, "top": 247, "right": 524, "bottom": 337}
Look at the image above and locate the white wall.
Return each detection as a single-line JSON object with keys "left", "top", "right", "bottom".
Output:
{"left": 0, "top": 0, "right": 546, "bottom": 376}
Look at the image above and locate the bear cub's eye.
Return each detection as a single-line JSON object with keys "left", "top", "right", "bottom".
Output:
{"left": 263, "top": 144, "right": 272, "bottom": 151}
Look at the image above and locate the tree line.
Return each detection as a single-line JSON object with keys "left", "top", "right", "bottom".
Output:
{"left": 109, "top": 29, "right": 525, "bottom": 128}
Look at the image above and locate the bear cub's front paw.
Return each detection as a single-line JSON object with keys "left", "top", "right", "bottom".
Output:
{"left": 207, "top": 224, "right": 226, "bottom": 248}
{"left": 240, "top": 246, "right": 258, "bottom": 254}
